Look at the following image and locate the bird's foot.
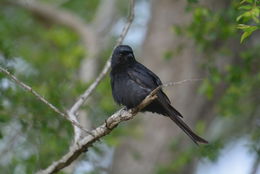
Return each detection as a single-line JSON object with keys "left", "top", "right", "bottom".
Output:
{"left": 105, "top": 119, "right": 113, "bottom": 130}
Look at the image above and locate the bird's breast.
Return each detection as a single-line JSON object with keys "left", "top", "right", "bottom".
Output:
{"left": 111, "top": 72, "right": 150, "bottom": 109}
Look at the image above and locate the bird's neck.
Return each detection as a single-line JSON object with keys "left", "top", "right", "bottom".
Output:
{"left": 111, "top": 62, "right": 135, "bottom": 74}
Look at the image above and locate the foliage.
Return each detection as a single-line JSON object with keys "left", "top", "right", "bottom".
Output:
{"left": 155, "top": 0, "right": 260, "bottom": 173}
{"left": 237, "top": 0, "right": 260, "bottom": 42}
{"left": 179, "top": 0, "right": 260, "bottom": 121}
{"left": 0, "top": 0, "right": 132, "bottom": 173}
{"left": 0, "top": 1, "right": 108, "bottom": 173}
{"left": 1, "top": 0, "right": 260, "bottom": 173}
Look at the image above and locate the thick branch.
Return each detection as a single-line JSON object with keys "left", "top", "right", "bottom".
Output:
{"left": 5, "top": 0, "right": 135, "bottom": 143}
{"left": 69, "top": 0, "right": 135, "bottom": 142}
{"left": 5, "top": 0, "right": 99, "bottom": 143}
{"left": 36, "top": 78, "right": 201, "bottom": 174}
{"left": 36, "top": 87, "right": 157, "bottom": 174}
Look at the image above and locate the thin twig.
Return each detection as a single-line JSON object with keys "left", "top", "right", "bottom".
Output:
{"left": 36, "top": 78, "right": 202, "bottom": 174}
{"left": 5, "top": 0, "right": 100, "bottom": 140}
{"left": 4, "top": 0, "right": 135, "bottom": 142}
{"left": 163, "top": 78, "right": 204, "bottom": 87}
{"left": 69, "top": 0, "right": 135, "bottom": 116}
{"left": 0, "top": 66, "right": 92, "bottom": 135}
{"left": 68, "top": 0, "right": 135, "bottom": 142}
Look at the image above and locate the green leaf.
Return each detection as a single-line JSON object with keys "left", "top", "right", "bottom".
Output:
{"left": 199, "top": 79, "right": 214, "bottom": 99}
{"left": 240, "top": 0, "right": 253, "bottom": 4}
{"left": 163, "top": 51, "right": 173, "bottom": 60}
{"left": 236, "top": 11, "right": 252, "bottom": 22}
{"left": 252, "top": 16, "right": 260, "bottom": 23}
{"left": 199, "top": 141, "right": 224, "bottom": 161}
{"left": 251, "top": 7, "right": 260, "bottom": 23}
{"left": 239, "top": 25, "right": 258, "bottom": 42}
{"left": 241, "top": 31, "right": 251, "bottom": 42}
{"left": 237, "top": 24, "right": 251, "bottom": 29}
{"left": 238, "top": 5, "right": 252, "bottom": 10}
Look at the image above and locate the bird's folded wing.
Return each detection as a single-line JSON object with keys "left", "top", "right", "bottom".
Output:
{"left": 129, "top": 63, "right": 171, "bottom": 102}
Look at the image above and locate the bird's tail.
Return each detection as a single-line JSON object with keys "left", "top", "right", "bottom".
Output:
{"left": 156, "top": 92, "right": 208, "bottom": 144}
{"left": 167, "top": 105, "right": 208, "bottom": 145}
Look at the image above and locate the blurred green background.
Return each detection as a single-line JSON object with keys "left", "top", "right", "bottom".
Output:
{"left": 0, "top": 0, "right": 260, "bottom": 174}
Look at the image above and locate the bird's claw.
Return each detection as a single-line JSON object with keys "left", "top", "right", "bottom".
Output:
{"left": 105, "top": 119, "right": 112, "bottom": 130}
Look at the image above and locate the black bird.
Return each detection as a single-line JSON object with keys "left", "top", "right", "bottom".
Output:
{"left": 110, "top": 45, "right": 208, "bottom": 144}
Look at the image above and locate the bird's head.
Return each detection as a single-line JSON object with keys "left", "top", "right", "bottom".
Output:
{"left": 111, "top": 45, "right": 136, "bottom": 68}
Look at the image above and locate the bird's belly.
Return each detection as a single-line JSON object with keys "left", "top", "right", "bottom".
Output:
{"left": 113, "top": 78, "right": 149, "bottom": 109}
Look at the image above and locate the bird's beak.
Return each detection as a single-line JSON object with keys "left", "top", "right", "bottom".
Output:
{"left": 126, "top": 53, "right": 134, "bottom": 59}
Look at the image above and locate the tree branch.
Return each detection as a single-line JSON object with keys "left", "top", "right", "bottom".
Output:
{"left": 163, "top": 78, "right": 204, "bottom": 87}
{"left": 69, "top": 0, "right": 135, "bottom": 142}
{"left": 5, "top": 0, "right": 100, "bottom": 143}
{"left": 0, "top": 66, "right": 92, "bottom": 135}
{"left": 0, "top": 61, "right": 202, "bottom": 173}
{"left": 36, "top": 77, "right": 201, "bottom": 174}
{"left": 36, "top": 86, "right": 157, "bottom": 174}
{"left": 4, "top": 0, "right": 135, "bottom": 143}
{"left": 2, "top": 1, "right": 203, "bottom": 173}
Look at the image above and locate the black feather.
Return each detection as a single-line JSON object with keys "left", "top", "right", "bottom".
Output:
{"left": 110, "top": 45, "right": 208, "bottom": 144}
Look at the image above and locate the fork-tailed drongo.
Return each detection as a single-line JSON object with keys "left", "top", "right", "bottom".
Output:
{"left": 110, "top": 45, "right": 208, "bottom": 144}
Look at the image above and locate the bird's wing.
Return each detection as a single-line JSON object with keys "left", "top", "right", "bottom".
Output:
{"left": 127, "top": 62, "right": 171, "bottom": 104}
{"left": 135, "top": 63, "right": 163, "bottom": 86}
{"left": 127, "top": 62, "right": 184, "bottom": 118}
{"left": 136, "top": 63, "right": 172, "bottom": 103}
{"left": 127, "top": 64, "right": 158, "bottom": 90}
{"left": 110, "top": 72, "right": 120, "bottom": 103}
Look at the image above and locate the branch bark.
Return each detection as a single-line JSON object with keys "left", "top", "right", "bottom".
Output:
{"left": 5, "top": 0, "right": 99, "bottom": 142}
{"left": 6, "top": 0, "right": 135, "bottom": 142}
{"left": 2, "top": 1, "right": 135, "bottom": 172}
{"left": 68, "top": 0, "right": 135, "bottom": 142}
{"left": 36, "top": 87, "right": 157, "bottom": 174}
{"left": 36, "top": 78, "right": 200, "bottom": 174}
{"left": 0, "top": 62, "right": 200, "bottom": 174}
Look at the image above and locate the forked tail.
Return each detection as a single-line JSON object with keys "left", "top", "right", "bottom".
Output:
{"left": 168, "top": 112, "right": 208, "bottom": 144}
